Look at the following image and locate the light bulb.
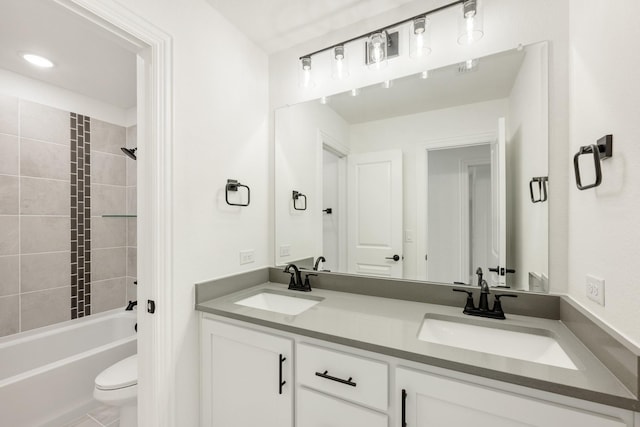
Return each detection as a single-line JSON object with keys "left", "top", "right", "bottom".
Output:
{"left": 367, "top": 32, "right": 388, "bottom": 69}
{"left": 458, "top": 0, "right": 484, "bottom": 45}
{"left": 331, "top": 45, "right": 349, "bottom": 80}
{"left": 299, "top": 57, "right": 314, "bottom": 88}
{"left": 410, "top": 17, "right": 431, "bottom": 58}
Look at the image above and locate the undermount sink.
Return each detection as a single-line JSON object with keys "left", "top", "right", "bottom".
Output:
{"left": 234, "top": 290, "right": 323, "bottom": 315}
{"left": 418, "top": 314, "right": 578, "bottom": 370}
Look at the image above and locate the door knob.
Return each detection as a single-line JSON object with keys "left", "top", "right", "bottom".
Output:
{"left": 385, "top": 255, "right": 400, "bottom": 261}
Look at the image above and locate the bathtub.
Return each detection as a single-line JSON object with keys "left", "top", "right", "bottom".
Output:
{"left": 0, "top": 308, "right": 137, "bottom": 427}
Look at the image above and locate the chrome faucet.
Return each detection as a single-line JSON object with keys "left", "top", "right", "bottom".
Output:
{"left": 313, "top": 256, "right": 326, "bottom": 271}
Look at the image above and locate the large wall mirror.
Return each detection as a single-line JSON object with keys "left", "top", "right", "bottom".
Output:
{"left": 275, "top": 41, "right": 549, "bottom": 292}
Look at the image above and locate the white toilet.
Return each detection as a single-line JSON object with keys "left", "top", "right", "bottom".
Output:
{"left": 94, "top": 354, "right": 138, "bottom": 427}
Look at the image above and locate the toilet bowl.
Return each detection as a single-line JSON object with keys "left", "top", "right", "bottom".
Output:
{"left": 94, "top": 354, "right": 138, "bottom": 427}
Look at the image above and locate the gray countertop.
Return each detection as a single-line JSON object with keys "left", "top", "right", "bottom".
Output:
{"left": 196, "top": 282, "right": 639, "bottom": 411}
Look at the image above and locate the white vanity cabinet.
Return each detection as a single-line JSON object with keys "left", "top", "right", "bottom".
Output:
{"left": 200, "top": 318, "right": 293, "bottom": 427}
{"left": 296, "top": 343, "right": 389, "bottom": 427}
{"left": 396, "top": 367, "right": 630, "bottom": 427}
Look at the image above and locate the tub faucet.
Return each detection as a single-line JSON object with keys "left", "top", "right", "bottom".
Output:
{"left": 313, "top": 256, "right": 326, "bottom": 271}
{"left": 125, "top": 300, "right": 137, "bottom": 311}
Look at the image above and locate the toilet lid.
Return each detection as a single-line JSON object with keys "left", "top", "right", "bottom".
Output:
{"left": 95, "top": 354, "right": 138, "bottom": 390}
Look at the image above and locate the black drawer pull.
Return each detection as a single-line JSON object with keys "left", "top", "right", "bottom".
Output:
{"left": 279, "top": 354, "right": 286, "bottom": 395}
{"left": 401, "top": 389, "right": 407, "bottom": 427}
{"left": 315, "top": 370, "right": 357, "bottom": 387}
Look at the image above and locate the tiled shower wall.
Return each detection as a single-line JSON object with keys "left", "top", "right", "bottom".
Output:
{"left": 0, "top": 94, "right": 136, "bottom": 337}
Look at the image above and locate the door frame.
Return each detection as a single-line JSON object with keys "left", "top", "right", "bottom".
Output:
{"left": 416, "top": 132, "right": 496, "bottom": 281}
{"left": 53, "top": 1, "right": 174, "bottom": 426}
{"left": 316, "top": 130, "right": 349, "bottom": 271}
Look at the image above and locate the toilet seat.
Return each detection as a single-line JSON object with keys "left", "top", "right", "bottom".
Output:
{"left": 95, "top": 354, "right": 137, "bottom": 391}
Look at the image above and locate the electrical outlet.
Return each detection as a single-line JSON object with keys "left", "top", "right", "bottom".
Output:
{"left": 279, "top": 245, "right": 291, "bottom": 257}
{"left": 586, "top": 275, "right": 605, "bottom": 306}
{"left": 239, "top": 250, "right": 255, "bottom": 265}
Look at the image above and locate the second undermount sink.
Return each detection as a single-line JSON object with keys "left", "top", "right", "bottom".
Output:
{"left": 234, "top": 290, "right": 323, "bottom": 316}
{"left": 418, "top": 314, "right": 578, "bottom": 370}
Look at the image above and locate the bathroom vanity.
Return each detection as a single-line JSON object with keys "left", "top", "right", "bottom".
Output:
{"left": 195, "top": 271, "right": 640, "bottom": 427}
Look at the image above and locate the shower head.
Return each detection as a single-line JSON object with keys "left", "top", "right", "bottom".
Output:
{"left": 121, "top": 147, "right": 137, "bottom": 160}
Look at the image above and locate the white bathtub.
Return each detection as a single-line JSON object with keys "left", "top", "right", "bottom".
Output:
{"left": 0, "top": 308, "right": 137, "bottom": 427}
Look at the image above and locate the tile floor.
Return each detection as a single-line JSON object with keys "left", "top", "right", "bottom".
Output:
{"left": 62, "top": 405, "right": 119, "bottom": 427}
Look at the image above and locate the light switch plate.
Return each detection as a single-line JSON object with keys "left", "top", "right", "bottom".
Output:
{"left": 586, "top": 275, "right": 605, "bottom": 306}
{"left": 240, "top": 250, "right": 255, "bottom": 265}
{"left": 279, "top": 245, "right": 291, "bottom": 257}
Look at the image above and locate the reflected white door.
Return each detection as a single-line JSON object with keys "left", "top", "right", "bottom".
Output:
{"left": 490, "top": 117, "right": 507, "bottom": 286}
{"left": 347, "top": 150, "right": 403, "bottom": 278}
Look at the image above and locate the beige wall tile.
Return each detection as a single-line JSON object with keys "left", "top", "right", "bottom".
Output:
{"left": 126, "top": 187, "right": 137, "bottom": 215}
{"left": 0, "top": 256, "right": 19, "bottom": 297}
{"left": 20, "top": 177, "right": 69, "bottom": 215}
{"left": 0, "top": 175, "right": 18, "bottom": 214}
{"left": 21, "top": 287, "right": 70, "bottom": 331}
{"left": 92, "top": 217, "right": 126, "bottom": 249}
{"left": 126, "top": 277, "right": 137, "bottom": 302}
{"left": 92, "top": 151, "right": 126, "bottom": 186}
{"left": 20, "top": 100, "right": 69, "bottom": 145}
{"left": 21, "top": 252, "right": 70, "bottom": 292}
{"left": 0, "top": 295, "right": 19, "bottom": 337}
{"left": 0, "top": 134, "right": 19, "bottom": 175}
{"left": 127, "top": 247, "right": 137, "bottom": 277}
{"left": 20, "top": 138, "right": 69, "bottom": 180}
{"left": 21, "top": 216, "right": 70, "bottom": 254}
{"left": 92, "top": 119, "right": 126, "bottom": 155}
{"left": 92, "top": 184, "right": 125, "bottom": 216}
{"left": 92, "top": 247, "right": 126, "bottom": 281}
{"left": 126, "top": 218, "right": 137, "bottom": 247}
{"left": 0, "top": 94, "right": 18, "bottom": 136}
{"left": 0, "top": 216, "right": 19, "bottom": 256}
{"left": 91, "top": 277, "right": 126, "bottom": 313}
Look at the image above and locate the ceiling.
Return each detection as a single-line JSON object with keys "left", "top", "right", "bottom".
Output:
{"left": 206, "top": 0, "right": 422, "bottom": 54}
{"left": 0, "top": 0, "right": 136, "bottom": 109}
{"left": 327, "top": 48, "right": 526, "bottom": 124}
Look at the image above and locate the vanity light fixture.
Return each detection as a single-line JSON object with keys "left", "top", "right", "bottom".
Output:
{"left": 299, "top": 56, "right": 314, "bottom": 88}
{"left": 367, "top": 31, "right": 388, "bottom": 69}
{"left": 22, "top": 53, "right": 54, "bottom": 68}
{"left": 331, "top": 45, "right": 349, "bottom": 80}
{"left": 297, "top": 0, "right": 483, "bottom": 85}
{"left": 458, "top": 0, "right": 484, "bottom": 45}
{"left": 410, "top": 16, "right": 431, "bottom": 58}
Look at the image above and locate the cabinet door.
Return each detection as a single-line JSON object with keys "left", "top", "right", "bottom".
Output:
{"left": 298, "top": 387, "right": 388, "bottom": 427}
{"left": 201, "top": 319, "right": 293, "bottom": 427}
{"left": 396, "top": 367, "right": 629, "bottom": 427}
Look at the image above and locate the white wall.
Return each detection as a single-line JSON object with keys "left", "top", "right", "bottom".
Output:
{"left": 0, "top": 68, "right": 132, "bottom": 126}
{"left": 269, "top": 0, "right": 570, "bottom": 293}
{"left": 349, "top": 99, "right": 507, "bottom": 280}
{"left": 275, "top": 101, "right": 349, "bottom": 266}
{"left": 506, "top": 42, "right": 549, "bottom": 290}
{"left": 109, "top": 0, "right": 271, "bottom": 425}
{"left": 568, "top": 0, "right": 640, "bottom": 346}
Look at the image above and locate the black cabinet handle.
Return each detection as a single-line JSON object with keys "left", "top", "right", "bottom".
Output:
{"left": 315, "top": 370, "right": 356, "bottom": 387}
{"left": 279, "top": 354, "right": 286, "bottom": 395}
{"left": 401, "top": 389, "right": 407, "bottom": 427}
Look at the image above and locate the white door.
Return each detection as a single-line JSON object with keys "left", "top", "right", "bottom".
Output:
{"left": 396, "top": 367, "right": 629, "bottom": 427}
{"left": 347, "top": 150, "right": 403, "bottom": 278}
{"left": 200, "top": 319, "right": 293, "bottom": 427}
{"left": 322, "top": 149, "right": 340, "bottom": 272}
{"left": 490, "top": 117, "right": 507, "bottom": 286}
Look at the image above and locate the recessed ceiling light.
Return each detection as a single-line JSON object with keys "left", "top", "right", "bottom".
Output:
{"left": 22, "top": 53, "right": 54, "bottom": 68}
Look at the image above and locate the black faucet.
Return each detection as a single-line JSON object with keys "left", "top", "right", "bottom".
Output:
{"left": 453, "top": 282, "right": 518, "bottom": 320}
{"left": 125, "top": 300, "right": 137, "bottom": 311}
{"left": 284, "top": 264, "right": 315, "bottom": 292}
{"left": 313, "top": 256, "right": 326, "bottom": 271}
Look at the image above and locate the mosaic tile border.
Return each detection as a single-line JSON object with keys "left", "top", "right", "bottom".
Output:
{"left": 70, "top": 113, "right": 91, "bottom": 318}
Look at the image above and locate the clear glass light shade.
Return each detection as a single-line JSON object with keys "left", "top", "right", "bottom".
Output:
{"left": 409, "top": 17, "right": 431, "bottom": 58}
{"left": 367, "top": 32, "right": 388, "bottom": 69}
{"left": 331, "top": 45, "right": 349, "bottom": 80}
{"left": 457, "top": 0, "right": 484, "bottom": 45}
{"left": 298, "top": 57, "right": 314, "bottom": 88}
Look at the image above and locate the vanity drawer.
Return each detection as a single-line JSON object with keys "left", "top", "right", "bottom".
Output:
{"left": 297, "top": 343, "right": 388, "bottom": 411}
